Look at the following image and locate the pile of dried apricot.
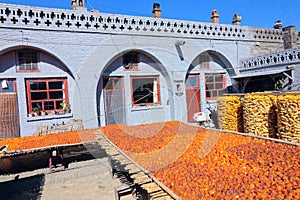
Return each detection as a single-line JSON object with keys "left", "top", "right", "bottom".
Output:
{"left": 102, "top": 121, "right": 300, "bottom": 199}
{"left": 101, "top": 121, "right": 189, "bottom": 153}
{"left": 1, "top": 120, "right": 299, "bottom": 199}
{"left": 0, "top": 129, "right": 96, "bottom": 151}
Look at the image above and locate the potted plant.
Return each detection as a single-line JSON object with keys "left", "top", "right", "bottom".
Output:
{"left": 32, "top": 107, "right": 40, "bottom": 116}
{"left": 60, "top": 100, "right": 71, "bottom": 114}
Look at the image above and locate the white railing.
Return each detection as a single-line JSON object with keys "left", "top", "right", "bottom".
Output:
{"left": 240, "top": 46, "right": 300, "bottom": 70}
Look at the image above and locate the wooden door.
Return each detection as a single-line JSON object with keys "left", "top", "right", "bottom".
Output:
{"left": 0, "top": 78, "right": 19, "bottom": 139}
{"left": 186, "top": 74, "right": 201, "bottom": 123}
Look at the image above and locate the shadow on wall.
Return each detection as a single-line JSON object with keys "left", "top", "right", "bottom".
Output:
{"left": 0, "top": 174, "right": 45, "bottom": 200}
{"left": 0, "top": 51, "right": 15, "bottom": 73}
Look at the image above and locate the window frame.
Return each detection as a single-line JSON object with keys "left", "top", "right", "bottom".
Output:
{"left": 26, "top": 78, "right": 69, "bottom": 114}
{"left": 205, "top": 73, "right": 226, "bottom": 100}
{"left": 130, "top": 76, "right": 161, "bottom": 107}
{"left": 123, "top": 52, "right": 140, "bottom": 71}
{"left": 16, "top": 49, "right": 40, "bottom": 72}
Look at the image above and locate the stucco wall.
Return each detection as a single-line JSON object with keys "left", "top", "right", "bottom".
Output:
{"left": 0, "top": 3, "right": 288, "bottom": 136}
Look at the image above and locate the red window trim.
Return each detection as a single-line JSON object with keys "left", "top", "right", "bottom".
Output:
{"left": 26, "top": 78, "right": 69, "bottom": 114}
{"left": 16, "top": 70, "right": 41, "bottom": 73}
{"left": 130, "top": 76, "right": 161, "bottom": 107}
{"left": 205, "top": 73, "right": 226, "bottom": 100}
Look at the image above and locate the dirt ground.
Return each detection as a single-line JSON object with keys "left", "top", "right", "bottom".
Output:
{"left": 0, "top": 158, "right": 134, "bottom": 200}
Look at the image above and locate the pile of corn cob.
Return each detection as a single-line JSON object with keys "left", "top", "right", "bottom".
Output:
{"left": 243, "top": 94, "right": 277, "bottom": 138}
{"left": 217, "top": 95, "right": 243, "bottom": 132}
{"left": 277, "top": 94, "right": 300, "bottom": 143}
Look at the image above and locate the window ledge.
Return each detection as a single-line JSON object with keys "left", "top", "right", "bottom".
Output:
{"left": 131, "top": 105, "right": 164, "bottom": 111}
{"left": 27, "top": 113, "right": 73, "bottom": 122}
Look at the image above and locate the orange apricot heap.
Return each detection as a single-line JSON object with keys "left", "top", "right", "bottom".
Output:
{"left": 101, "top": 121, "right": 195, "bottom": 153}
{"left": 0, "top": 129, "right": 96, "bottom": 151}
{"left": 102, "top": 121, "right": 300, "bottom": 200}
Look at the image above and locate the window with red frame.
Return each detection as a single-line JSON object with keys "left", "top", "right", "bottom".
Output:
{"left": 131, "top": 76, "right": 160, "bottom": 106}
{"left": 17, "top": 49, "right": 39, "bottom": 72}
{"left": 123, "top": 52, "right": 140, "bottom": 71}
{"left": 26, "top": 78, "right": 68, "bottom": 114}
{"left": 205, "top": 73, "right": 226, "bottom": 100}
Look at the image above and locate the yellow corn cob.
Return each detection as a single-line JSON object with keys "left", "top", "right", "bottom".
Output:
{"left": 277, "top": 94, "right": 300, "bottom": 143}
{"left": 217, "top": 95, "right": 243, "bottom": 132}
{"left": 243, "top": 93, "right": 277, "bottom": 138}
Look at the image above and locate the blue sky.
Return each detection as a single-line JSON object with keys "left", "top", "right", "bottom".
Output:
{"left": 1, "top": 0, "right": 299, "bottom": 29}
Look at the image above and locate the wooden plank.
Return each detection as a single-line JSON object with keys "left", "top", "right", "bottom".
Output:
{"left": 134, "top": 175, "right": 152, "bottom": 184}
{"left": 150, "top": 191, "right": 169, "bottom": 199}
{"left": 130, "top": 172, "right": 145, "bottom": 179}
{"left": 141, "top": 182, "right": 162, "bottom": 193}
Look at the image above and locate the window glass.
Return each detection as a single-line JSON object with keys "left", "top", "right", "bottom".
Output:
{"left": 215, "top": 75, "right": 224, "bottom": 82}
{"left": 44, "top": 101, "right": 55, "bottom": 110}
{"left": 219, "top": 90, "right": 225, "bottom": 96}
{"left": 123, "top": 52, "right": 140, "bottom": 70}
{"left": 216, "top": 83, "right": 224, "bottom": 89}
{"left": 114, "top": 78, "right": 122, "bottom": 89}
{"left": 131, "top": 77, "right": 160, "bottom": 106}
{"left": 17, "top": 50, "right": 39, "bottom": 71}
{"left": 199, "top": 54, "right": 210, "bottom": 69}
{"left": 26, "top": 78, "right": 68, "bottom": 114}
{"left": 50, "top": 91, "right": 64, "bottom": 99}
{"left": 104, "top": 77, "right": 123, "bottom": 91}
{"left": 56, "top": 101, "right": 64, "bottom": 110}
{"left": 206, "top": 83, "right": 214, "bottom": 90}
{"left": 30, "top": 82, "right": 46, "bottom": 90}
{"left": 205, "top": 74, "right": 225, "bottom": 100}
{"left": 0, "top": 79, "right": 16, "bottom": 93}
{"left": 206, "top": 76, "right": 214, "bottom": 82}
{"left": 186, "top": 75, "right": 199, "bottom": 87}
{"left": 49, "top": 81, "right": 63, "bottom": 89}
{"left": 104, "top": 78, "right": 113, "bottom": 90}
{"left": 31, "top": 102, "right": 42, "bottom": 111}
{"left": 31, "top": 92, "right": 47, "bottom": 100}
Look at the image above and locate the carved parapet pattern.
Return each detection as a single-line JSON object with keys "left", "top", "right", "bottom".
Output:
{"left": 240, "top": 46, "right": 300, "bottom": 70}
{"left": 0, "top": 3, "right": 295, "bottom": 43}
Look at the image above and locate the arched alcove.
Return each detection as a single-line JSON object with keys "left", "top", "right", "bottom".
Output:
{"left": 0, "top": 45, "right": 76, "bottom": 137}
{"left": 96, "top": 49, "right": 173, "bottom": 126}
{"left": 185, "top": 50, "right": 234, "bottom": 124}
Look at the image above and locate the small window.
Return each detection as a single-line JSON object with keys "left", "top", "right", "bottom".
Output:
{"left": 131, "top": 76, "right": 160, "bottom": 106}
{"left": 104, "top": 77, "right": 123, "bottom": 91}
{"left": 205, "top": 73, "right": 226, "bottom": 100}
{"left": 123, "top": 52, "right": 140, "bottom": 71}
{"left": 26, "top": 78, "right": 68, "bottom": 114}
{"left": 0, "top": 79, "right": 17, "bottom": 93}
{"left": 17, "top": 49, "right": 39, "bottom": 72}
{"left": 186, "top": 74, "right": 199, "bottom": 88}
{"left": 199, "top": 53, "right": 211, "bottom": 69}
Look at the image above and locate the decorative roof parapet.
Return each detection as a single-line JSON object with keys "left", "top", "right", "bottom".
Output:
{"left": 240, "top": 46, "right": 300, "bottom": 71}
{"left": 0, "top": 3, "right": 293, "bottom": 43}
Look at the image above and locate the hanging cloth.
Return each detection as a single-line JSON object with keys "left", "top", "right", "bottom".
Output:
{"left": 1, "top": 80, "right": 8, "bottom": 89}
